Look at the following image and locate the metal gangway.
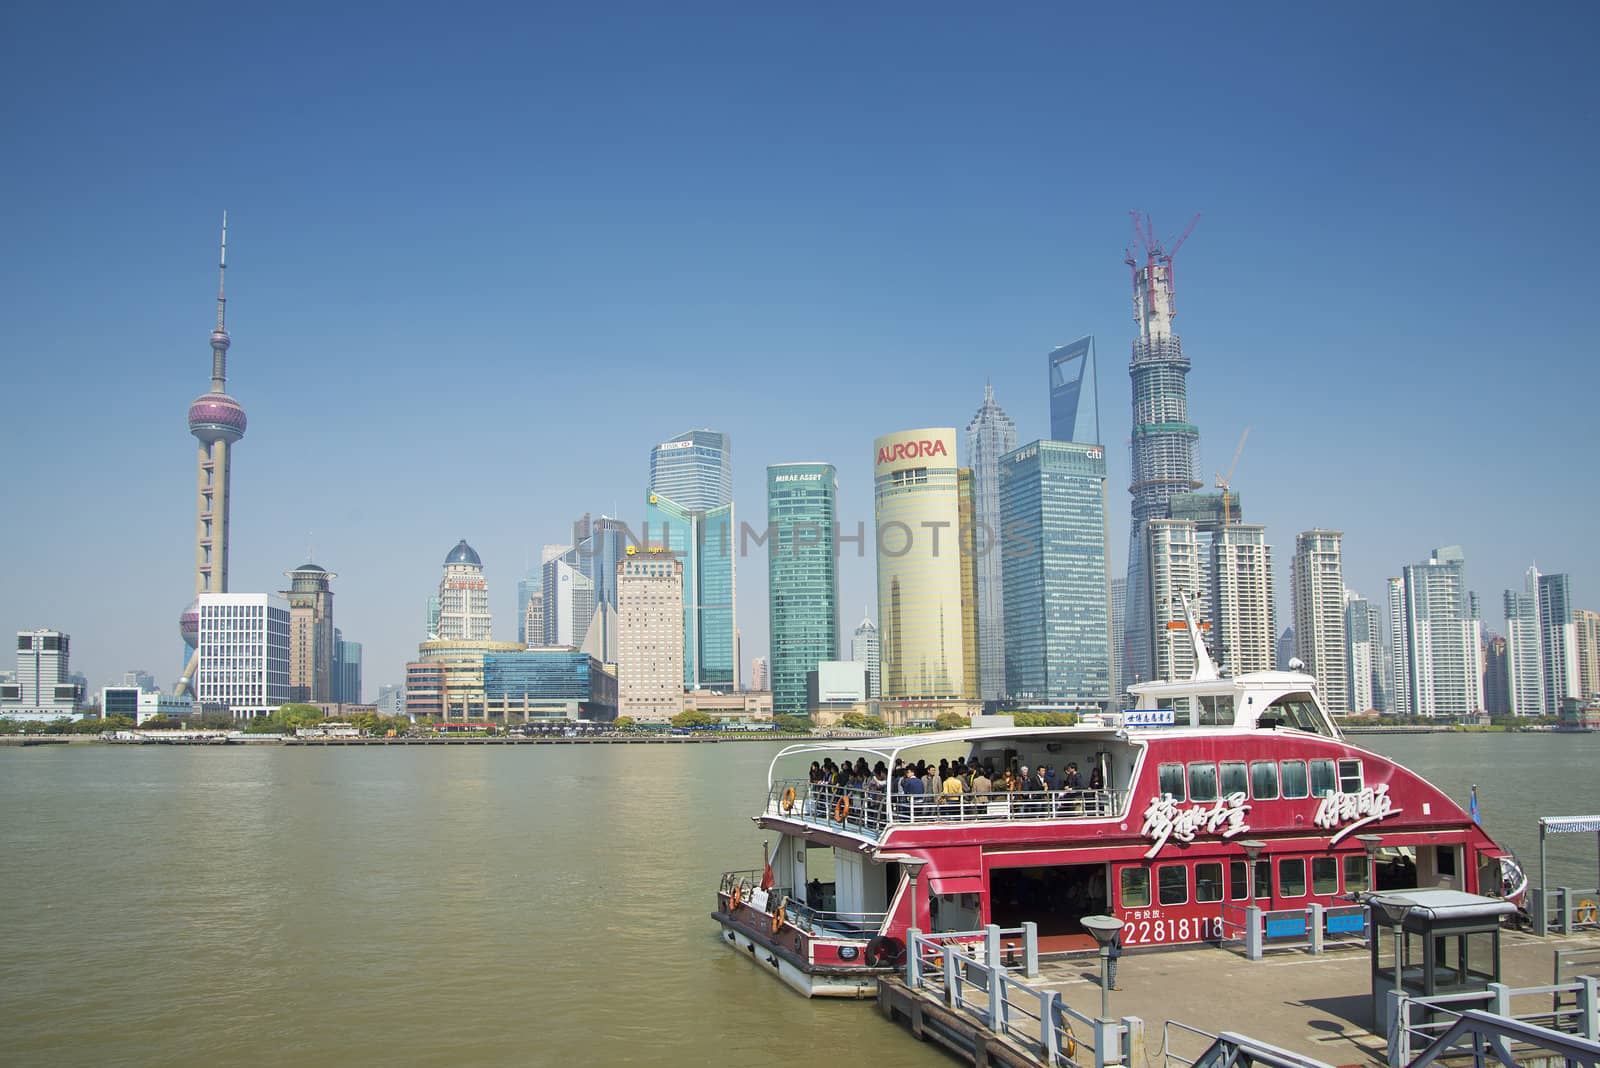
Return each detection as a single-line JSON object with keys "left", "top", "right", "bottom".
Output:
{"left": 1387, "top": 977, "right": 1600, "bottom": 1067}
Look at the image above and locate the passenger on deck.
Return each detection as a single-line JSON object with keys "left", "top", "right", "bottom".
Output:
{"left": 940, "top": 766, "right": 965, "bottom": 802}
{"left": 971, "top": 766, "right": 993, "bottom": 796}
{"left": 1043, "top": 764, "right": 1059, "bottom": 790}
{"left": 1063, "top": 762, "right": 1081, "bottom": 790}
{"left": 921, "top": 762, "right": 938, "bottom": 795}
{"left": 895, "top": 764, "right": 925, "bottom": 818}
{"left": 1089, "top": 765, "right": 1104, "bottom": 791}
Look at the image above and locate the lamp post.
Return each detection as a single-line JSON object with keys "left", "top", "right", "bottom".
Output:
{"left": 1356, "top": 833, "right": 1383, "bottom": 897}
{"left": 1240, "top": 840, "right": 1266, "bottom": 960}
{"left": 1081, "top": 914, "right": 1125, "bottom": 1022}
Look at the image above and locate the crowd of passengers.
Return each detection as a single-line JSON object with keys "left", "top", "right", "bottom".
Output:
{"left": 804, "top": 755, "right": 1107, "bottom": 817}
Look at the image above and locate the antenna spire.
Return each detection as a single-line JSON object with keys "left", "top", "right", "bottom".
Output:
{"left": 209, "top": 211, "right": 233, "bottom": 391}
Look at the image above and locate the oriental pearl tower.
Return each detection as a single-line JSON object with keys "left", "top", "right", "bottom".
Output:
{"left": 175, "top": 215, "right": 248, "bottom": 695}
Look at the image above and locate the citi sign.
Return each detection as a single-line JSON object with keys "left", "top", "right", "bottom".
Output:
{"left": 877, "top": 439, "right": 949, "bottom": 466}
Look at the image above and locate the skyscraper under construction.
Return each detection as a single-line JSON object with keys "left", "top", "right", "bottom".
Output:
{"left": 1123, "top": 214, "right": 1201, "bottom": 685}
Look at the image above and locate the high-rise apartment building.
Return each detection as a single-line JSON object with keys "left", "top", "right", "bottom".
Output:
{"left": 1504, "top": 575, "right": 1544, "bottom": 717}
{"left": 1, "top": 630, "right": 82, "bottom": 720}
{"left": 1395, "top": 547, "right": 1484, "bottom": 718}
{"left": 1344, "top": 589, "right": 1381, "bottom": 713}
{"left": 516, "top": 571, "right": 540, "bottom": 644}
{"left": 194, "top": 594, "right": 290, "bottom": 719}
{"left": 851, "top": 616, "right": 880, "bottom": 699}
{"left": 1575, "top": 609, "right": 1600, "bottom": 701}
{"left": 1049, "top": 336, "right": 1100, "bottom": 445}
{"left": 1536, "top": 571, "right": 1579, "bottom": 713}
{"left": 766, "top": 462, "right": 839, "bottom": 718}
{"left": 1146, "top": 519, "right": 1203, "bottom": 682}
{"left": 649, "top": 430, "right": 732, "bottom": 512}
{"left": 1387, "top": 578, "right": 1409, "bottom": 716}
{"left": 577, "top": 515, "right": 632, "bottom": 610}
{"left": 1109, "top": 578, "right": 1127, "bottom": 702}
{"left": 1212, "top": 524, "right": 1276, "bottom": 676}
{"left": 998, "top": 439, "right": 1111, "bottom": 712}
{"left": 873, "top": 428, "right": 974, "bottom": 712}
{"left": 749, "top": 656, "right": 769, "bottom": 692}
{"left": 1482, "top": 635, "right": 1510, "bottom": 716}
{"left": 281, "top": 562, "right": 336, "bottom": 702}
{"left": 436, "top": 540, "right": 491, "bottom": 641}
{"left": 965, "top": 385, "right": 1016, "bottom": 703}
{"left": 177, "top": 218, "right": 250, "bottom": 697}
{"left": 1291, "top": 530, "right": 1349, "bottom": 713}
{"left": 1124, "top": 222, "right": 1203, "bottom": 688}
{"left": 617, "top": 552, "right": 685, "bottom": 721}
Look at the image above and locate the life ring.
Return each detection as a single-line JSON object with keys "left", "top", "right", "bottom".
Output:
{"left": 1060, "top": 1019, "right": 1077, "bottom": 1060}
{"left": 1576, "top": 899, "right": 1599, "bottom": 926}
{"left": 864, "top": 935, "right": 905, "bottom": 968}
{"left": 770, "top": 906, "right": 786, "bottom": 934}
{"left": 780, "top": 787, "right": 797, "bottom": 813}
{"left": 834, "top": 796, "right": 851, "bottom": 823}
{"left": 730, "top": 886, "right": 742, "bottom": 910}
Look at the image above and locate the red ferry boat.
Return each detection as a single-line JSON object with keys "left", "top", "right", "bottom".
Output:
{"left": 713, "top": 648, "right": 1526, "bottom": 998}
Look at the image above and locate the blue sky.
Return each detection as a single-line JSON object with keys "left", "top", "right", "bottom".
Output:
{"left": 3, "top": 3, "right": 1597, "bottom": 695}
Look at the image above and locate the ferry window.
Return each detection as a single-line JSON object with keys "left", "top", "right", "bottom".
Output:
{"left": 1280, "top": 760, "right": 1309, "bottom": 799}
{"left": 1229, "top": 860, "right": 1249, "bottom": 900}
{"left": 1220, "top": 761, "right": 1248, "bottom": 797}
{"left": 1198, "top": 695, "right": 1235, "bottom": 726}
{"left": 1345, "top": 855, "right": 1368, "bottom": 893}
{"left": 1337, "top": 760, "right": 1363, "bottom": 794}
{"left": 1188, "top": 763, "right": 1218, "bottom": 802}
{"left": 1263, "top": 694, "right": 1329, "bottom": 735}
{"left": 1438, "top": 848, "right": 1456, "bottom": 878}
{"left": 1250, "top": 761, "right": 1279, "bottom": 800}
{"left": 1158, "top": 763, "right": 1186, "bottom": 800}
{"left": 1310, "top": 759, "right": 1337, "bottom": 797}
{"left": 1157, "top": 864, "right": 1188, "bottom": 906}
{"left": 1156, "top": 698, "right": 1173, "bottom": 711}
{"left": 1120, "top": 867, "right": 1151, "bottom": 909}
{"left": 1255, "top": 859, "right": 1271, "bottom": 900}
{"left": 1278, "top": 858, "right": 1306, "bottom": 897}
{"left": 1312, "top": 856, "right": 1338, "bottom": 895}
{"left": 1196, "top": 862, "right": 1224, "bottom": 903}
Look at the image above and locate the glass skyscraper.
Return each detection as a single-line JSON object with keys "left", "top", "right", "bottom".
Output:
{"left": 645, "top": 493, "right": 736, "bottom": 689}
{"left": 964, "top": 385, "right": 1016, "bottom": 703}
{"left": 766, "top": 463, "right": 839, "bottom": 717}
{"left": 998, "top": 439, "right": 1111, "bottom": 712}
{"left": 649, "top": 430, "right": 732, "bottom": 512}
{"left": 1048, "top": 336, "right": 1100, "bottom": 445}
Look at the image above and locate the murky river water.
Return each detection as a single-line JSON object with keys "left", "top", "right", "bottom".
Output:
{"left": 0, "top": 733, "right": 1595, "bottom": 1066}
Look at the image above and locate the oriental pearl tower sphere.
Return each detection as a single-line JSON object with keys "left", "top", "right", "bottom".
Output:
{"left": 176, "top": 214, "right": 247, "bottom": 695}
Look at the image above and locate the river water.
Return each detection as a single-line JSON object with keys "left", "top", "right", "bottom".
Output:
{"left": 1, "top": 733, "right": 1596, "bottom": 1066}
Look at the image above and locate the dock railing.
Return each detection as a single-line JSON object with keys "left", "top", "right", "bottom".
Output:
{"left": 905, "top": 924, "right": 1142, "bottom": 1068}
{"left": 1160, "top": 1021, "right": 1338, "bottom": 1068}
{"left": 1387, "top": 978, "right": 1600, "bottom": 1068}
{"left": 765, "top": 779, "right": 1123, "bottom": 836}
{"left": 1222, "top": 901, "right": 1369, "bottom": 960}
{"left": 1530, "top": 885, "right": 1600, "bottom": 936}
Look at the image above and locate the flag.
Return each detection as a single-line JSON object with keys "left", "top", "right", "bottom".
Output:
{"left": 759, "top": 841, "right": 775, "bottom": 890}
{"left": 1469, "top": 785, "right": 1480, "bottom": 825}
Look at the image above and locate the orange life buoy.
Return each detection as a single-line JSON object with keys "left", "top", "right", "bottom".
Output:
{"left": 780, "top": 787, "right": 796, "bottom": 813}
{"left": 730, "top": 886, "right": 742, "bottom": 910}
{"left": 771, "top": 906, "right": 786, "bottom": 934}
{"left": 1576, "top": 898, "right": 1599, "bottom": 926}
{"left": 834, "top": 796, "right": 851, "bottom": 823}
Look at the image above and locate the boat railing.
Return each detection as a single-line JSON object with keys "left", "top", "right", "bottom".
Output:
{"left": 781, "top": 900, "right": 889, "bottom": 939}
{"left": 765, "top": 779, "right": 1124, "bottom": 834}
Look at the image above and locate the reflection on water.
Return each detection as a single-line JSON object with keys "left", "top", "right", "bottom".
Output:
{"left": 0, "top": 732, "right": 1595, "bottom": 1066}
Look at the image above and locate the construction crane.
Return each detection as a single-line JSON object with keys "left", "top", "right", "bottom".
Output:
{"left": 1214, "top": 426, "right": 1251, "bottom": 526}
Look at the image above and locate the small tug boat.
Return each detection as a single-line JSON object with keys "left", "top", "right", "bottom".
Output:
{"left": 713, "top": 621, "right": 1525, "bottom": 998}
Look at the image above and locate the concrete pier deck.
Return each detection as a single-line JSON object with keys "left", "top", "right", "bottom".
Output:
{"left": 1032, "top": 929, "right": 1600, "bottom": 1066}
